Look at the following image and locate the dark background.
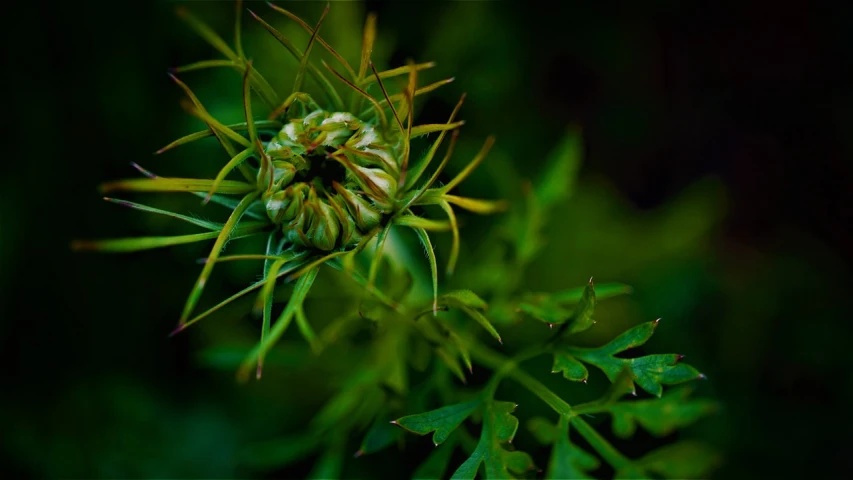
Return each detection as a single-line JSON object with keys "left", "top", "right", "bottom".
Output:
{"left": 3, "top": 0, "right": 852, "bottom": 478}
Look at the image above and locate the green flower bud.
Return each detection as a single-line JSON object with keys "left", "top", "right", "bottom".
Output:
{"left": 271, "top": 161, "right": 297, "bottom": 191}
{"left": 332, "top": 181, "right": 382, "bottom": 232}
{"left": 280, "top": 184, "right": 308, "bottom": 223}
{"left": 351, "top": 166, "right": 397, "bottom": 211}
{"left": 305, "top": 199, "right": 341, "bottom": 251}
{"left": 284, "top": 209, "right": 310, "bottom": 248}
{"left": 263, "top": 190, "right": 289, "bottom": 224}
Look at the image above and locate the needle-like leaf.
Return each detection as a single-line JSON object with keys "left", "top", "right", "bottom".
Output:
{"left": 102, "top": 197, "right": 220, "bottom": 230}
{"left": 178, "top": 191, "right": 262, "bottom": 327}
{"left": 413, "top": 227, "right": 439, "bottom": 316}
{"left": 266, "top": 1, "right": 357, "bottom": 79}
{"left": 322, "top": 60, "right": 388, "bottom": 132}
{"left": 71, "top": 223, "right": 267, "bottom": 253}
{"left": 359, "top": 62, "right": 436, "bottom": 87}
{"left": 205, "top": 148, "right": 255, "bottom": 204}
{"left": 155, "top": 120, "right": 281, "bottom": 154}
{"left": 393, "top": 215, "right": 452, "bottom": 232}
{"left": 250, "top": 9, "right": 345, "bottom": 111}
{"left": 293, "top": 4, "right": 329, "bottom": 96}
{"left": 441, "top": 136, "right": 495, "bottom": 193}
{"left": 100, "top": 177, "right": 256, "bottom": 195}
{"left": 403, "top": 94, "right": 465, "bottom": 192}
{"left": 239, "top": 266, "right": 319, "bottom": 381}
{"left": 438, "top": 200, "right": 460, "bottom": 276}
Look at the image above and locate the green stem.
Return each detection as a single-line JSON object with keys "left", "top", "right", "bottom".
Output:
{"left": 466, "top": 341, "right": 573, "bottom": 418}
{"left": 570, "top": 417, "right": 631, "bottom": 470}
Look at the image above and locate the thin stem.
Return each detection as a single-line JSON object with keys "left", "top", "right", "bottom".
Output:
{"left": 463, "top": 341, "right": 575, "bottom": 418}
{"left": 570, "top": 417, "right": 631, "bottom": 470}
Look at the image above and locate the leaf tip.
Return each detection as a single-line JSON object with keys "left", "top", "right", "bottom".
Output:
{"left": 353, "top": 450, "right": 364, "bottom": 458}
{"left": 69, "top": 240, "right": 91, "bottom": 252}
{"left": 130, "top": 162, "right": 156, "bottom": 178}
{"left": 168, "top": 324, "right": 186, "bottom": 338}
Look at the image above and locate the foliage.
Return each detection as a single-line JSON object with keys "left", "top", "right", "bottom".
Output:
{"left": 73, "top": 1, "right": 720, "bottom": 478}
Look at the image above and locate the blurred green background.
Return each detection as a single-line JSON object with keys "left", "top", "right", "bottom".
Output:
{"left": 3, "top": 0, "right": 852, "bottom": 478}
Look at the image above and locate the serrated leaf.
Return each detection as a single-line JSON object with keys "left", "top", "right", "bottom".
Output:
{"left": 450, "top": 400, "right": 533, "bottom": 480}
{"left": 546, "top": 417, "right": 600, "bottom": 480}
{"left": 552, "top": 353, "right": 589, "bottom": 382}
{"left": 394, "top": 400, "right": 481, "bottom": 446}
{"left": 440, "top": 290, "right": 488, "bottom": 311}
{"left": 606, "top": 387, "right": 718, "bottom": 438}
{"left": 568, "top": 320, "right": 705, "bottom": 397}
{"left": 630, "top": 441, "right": 722, "bottom": 479}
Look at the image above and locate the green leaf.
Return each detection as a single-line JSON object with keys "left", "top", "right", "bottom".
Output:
{"left": 518, "top": 302, "right": 571, "bottom": 326}
{"left": 605, "top": 387, "right": 719, "bottom": 438}
{"left": 155, "top": 120, "right": 282, "bottom": 154}
{"left": 393, "top": 400, "right": 481, "bottom": 446}
{"left": 436, "top": 347, "right": 468, "bottom": 384}
{"left": 410, "top": 122, "right": 466, "bottom": 138}
{"left": 102, "top": 197, "right": 220, "bottom": 231}
{"left": 568, "top": 320, "right": 706, "bottom": 397}
{"left": 535, "top": 126, "right": 583, "bottom": 208}
{"left": 178, "top": 191, "right": 262, "bottom": 328}
{"left": 394, "top": 215, "right": 453, "bottom": 232}
{"left": 99, "top": 177, "right": 256, "bottom": 195}
{"left": 70, "top": 223, "right": 267, "bottom": 253}
{"left": 565, "top": 278, "right": 596, "bottom": 334}
{"left": 238, "top": 267, "right": 319, "bottom": 381}
{"left": 450, "top": 401, "right": 534, "bottom": 480}
{"left": 440, "top": 290, "right": 488, "bottom": 311}
{"left": 411, "top": 439, "right": 457, "bottom": 480}
{"left": 551, "top": 282, "right": 632, "bottom": 303}
{"left": 546, "top": 417, "right": 600, "bottom": 480}
{"left": 413, "top": 227, "right": 439, "bottom": 315}
{"left": 551, "top": 352, "right": 589, "bottom": 382}
{"left": 460, "top": 306, "right": 502, "bottom": 344}
{"left": 526, "top": 417, "right": 557, "bottom": 445}
{"left": 360, "top": 61, "right": 436, "bottom": 86}
{"left": 356, "top": 415, "right": 403, "bottom": 457}
{"left": 308, "top": 438, "right": 345, "bottom": 480}
{"left": 249, "top": 9, "right": 344, "bottom": 111}
{"left": 627, "top": 441, "right": 722, "bottom": 479}
{"left": 520, "top": 278, "right": 603, "bottom": 332}
{"left": 509, "top": 126, "right": 583, "bottom": 264}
